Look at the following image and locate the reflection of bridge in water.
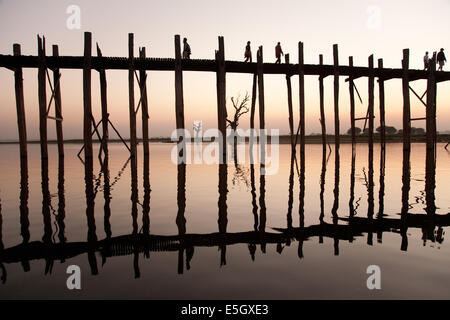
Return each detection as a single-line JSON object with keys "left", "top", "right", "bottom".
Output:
{"left": 0, "top": 138, "right": 446, "bottom": 279}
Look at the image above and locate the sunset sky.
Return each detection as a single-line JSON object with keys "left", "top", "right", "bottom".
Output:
{"left": 0, "top": 0, "right": 449, "bottom": 141}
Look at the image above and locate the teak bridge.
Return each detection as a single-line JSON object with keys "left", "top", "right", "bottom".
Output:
{"left": 1, "top": 32, "right": 449, "bottom": 164}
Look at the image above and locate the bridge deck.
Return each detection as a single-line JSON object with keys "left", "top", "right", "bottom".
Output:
{"left": 1, "top": 55, "right": 450, "bottom": 82}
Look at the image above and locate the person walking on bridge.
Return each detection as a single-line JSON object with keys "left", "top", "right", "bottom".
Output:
{"left": 423, "top": 51, "right": 429, "bottom": 70}
{"left": 244, "top": 41, "right": 252, "bottom": 62}
{"left": 182, "top": 38, "right": 191, "bottom": 59}
{"left": 275, "top": 42, "right": 284, "bottom": 64}
{"left": 437, "top": 48, "right": 446, "bottom": 71}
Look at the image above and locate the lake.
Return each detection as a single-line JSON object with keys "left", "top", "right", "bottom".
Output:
{"left": 0, "top": 142, "right": 449, "bottom": 299}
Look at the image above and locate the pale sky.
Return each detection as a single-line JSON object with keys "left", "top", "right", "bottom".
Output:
{"left": 0, "top": 0, "right": 449, "bottom": 140}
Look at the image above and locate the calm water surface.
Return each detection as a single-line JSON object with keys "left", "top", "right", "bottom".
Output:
{"left": 0, "top": 142, "right": 449, "bottom": 299}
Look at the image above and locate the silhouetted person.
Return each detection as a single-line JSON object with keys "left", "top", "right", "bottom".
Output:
{"left": 182, "top": 38, "right": 191, "bottom": 59}
{"left": 275, "top": 42, "right": 283, "bottom": 64}
{"left": 437, "top": 48, "right": 446, "bottom": 71}
{"left": 423, "top": 51, "right": 429, "bottom": 70}
{"left": 244, "top": 41, "right": 252, "bottom": 62}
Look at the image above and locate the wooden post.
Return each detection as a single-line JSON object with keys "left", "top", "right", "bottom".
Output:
{"left": 250, "top": 73, "right": 257, "bottom": 130}
{"left": 128, "top": 33, "right": 137, "bottom": 160}
{"left": 285, "top": 54, "right": 294, "bottom": 149}
{"left": 426, "top": 52, "right": 437, "bottom": 154}
{"left": 174, "top": 35, "right": 185, "bottom": 144}
{"left": 13, "top": 44, "right": 27, "bottom": 159}
{"left": 140, "top": 47, "right": 150, "bottom": 156}
{"left": 368, "top": 55, "right": 374, "bottom": 154}
{"left": 52, "top": 45, "right": 64, "bottom": 158}
{"left": 298, "top": 42, "right": 305, "bottom": 157}
{"left": 349, "top": 56, "right": 356, "bottom": 145}
{"left": 333, "top": 44, "right": 340, "bottom": 149}
{"left": 37, "top": 36, "right": 48, "bottom": 160}
{"left": 216, "top": 36, "right": 227, "bottom": 161}
{"left": 319, "top": 54, "right": 327, "bottom": 152}
{"left": 402, "top": 49, "right": 411, "bottom": 151}
{"left": 257, "top": 47, "right": 265, "bottom": 130}
{"left": 257, "top": 46, "right": 265, "bottom": 162}
{"left": 378, "top": 59, "right": 386, "bottom": 147}
{"left": 96, "top": 44, "right": 109, "bottom": 156}
{"left": 250, "top": 72, "right": 257, "bottom": 163}
{"left": 83, "top": 32, "right": 93, "bottom": 160}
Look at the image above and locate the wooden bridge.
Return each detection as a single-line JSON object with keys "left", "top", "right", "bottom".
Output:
{"left": 0, "top": 32, "right": 449, "bottom": 165}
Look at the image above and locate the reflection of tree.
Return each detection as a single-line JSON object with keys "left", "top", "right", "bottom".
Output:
{"left": 231, "top": 163, "right": 250, "bottom": 189}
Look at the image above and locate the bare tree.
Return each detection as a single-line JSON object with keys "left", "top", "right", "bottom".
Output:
{"left": 226, "top": 93, "right": 250, "bottom": 130}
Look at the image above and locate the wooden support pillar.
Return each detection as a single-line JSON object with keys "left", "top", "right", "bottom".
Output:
{"left": 368, "top": 55, "right": 374, "bottom": 153}
{"left": 250, "top": 73, "right": 257, "bottom": 130}
{"left": 333, "top": 44, "right": 340, "bottom": 149}
{"left": 37, "top": 36, "right": 48, "bottom": 160}
{"left": 402, "top": 49, "right": 411, "bottom": 151}
{"left": 13, "top": 44, "right": 28, "bottom": 159}
{"left": 257, "top": 47, "right": 265, "bottom": 130}
{"left": 174, "top": 35, "right": 185, "bottom": 144}
{"left": 426, "top": 52, "right": 437, "bottom": 154}
{"left": 216, "top": 36, "right": 227, "bottom": 161}
{"left": 249, "top": 72, "right": 257, "bottom": 163}
{"left": 285, "top": 54, "right": 294, "bottom": 148}
{"left": 96, "top": 44, "right": 109, "bottom": 156}
{"left": 257, "top": 46, "right": 265, "bottom": 162}
{"left": 140, "top": 47, "right": 150, "bottom": 156}
{"left": 128, "top": 33, "right": 137, "bottom": 160}
{"left": 378, "top": 59, "right": 386, "bottom": 147}
{"left": 298, "top": 42, "right": 305, "bottom": 156}
{"left": 319, "top": 54, "right": 327, "bottom": 152}
{"left": 349, "top": 56, "right": 356, "bottom": 145}
{"left": 83, "top": 32, "right": 93, "bottom": 160}
{"left": 52, "top": 45, "right": 64, "bottom": 158}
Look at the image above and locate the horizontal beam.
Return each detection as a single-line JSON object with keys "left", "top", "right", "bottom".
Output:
{"left": 1, "top": 54, "right": 450, "bottom": 81}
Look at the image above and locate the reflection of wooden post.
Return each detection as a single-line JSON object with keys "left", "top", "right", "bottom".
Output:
{"left": 285, "top": 54, "right": 294, "bottom": 148}
{"left": 426, "top": 52, "right": 437, "bottom": 154}
{"left": 349, "top": 56, "right": 356, "bottom": 145}
{"left": 83, "top": 32, "right": 93, "bottom": 160}
{"left": 174, "top": 35, "right": 185, "bottom": 139}
{"left": 218, "top": 163, "right": 228, "bottom": 266}
{"left": 298, "top": 42, "right": 305, "bottom": 156}
{"left": 37, "top": 36, "right": 48, "bottom": 160}
{"left": 368, "top": 55, "right": 374, "bottom": 154}
{"left": 333, "top": 44, "right": 340, "bottom": 149}
{"left": 378, "top": 59, "right": 386, "bottom": 147}
{"left": 52, "top": 45, "right": 64, "bottom": 158}
{"left": 128, "top": 33, "right": 137, "bottom": 160}
{"left": 140, "top": 47, "right": 150, "bottom": 156}
{"left": 402, "top": 49, "right": 411, "bottom": 151}
{"left": 97, "top": 44, "right": 109, "bottom": 156}
{"left": 216, "top": 36, "right": 227, "bottom": 161}
{"left": 319, "top": 54, "right": 327, "bottom": 152}
{"left": 176, "top": 163, "right": 186, "bottom": 274}
{"left": 13, "top": 44, "right": 27, "bottom": 159}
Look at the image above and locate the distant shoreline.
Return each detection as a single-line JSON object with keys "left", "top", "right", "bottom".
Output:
{"left": 1, "top": 134, "right": 449, "bottom": 145}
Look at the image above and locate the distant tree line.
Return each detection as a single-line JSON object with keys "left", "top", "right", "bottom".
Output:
{"left": 346, "top": 126, "right": 426, "bottom": 136}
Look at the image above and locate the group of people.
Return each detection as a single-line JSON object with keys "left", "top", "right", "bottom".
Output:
{"left": 424, "top": 48, "right": 447, "bottom": 71}
{"left": 184, "top": 38, "right": 448, "bottom": 72}
{"left": 182, "top": 37, "right": 285, "bottom": 63}
{"left": 245, "top": 41, "right": 284, "bottom": 63}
